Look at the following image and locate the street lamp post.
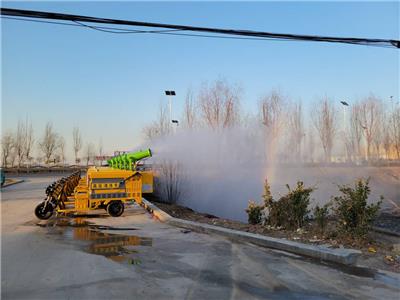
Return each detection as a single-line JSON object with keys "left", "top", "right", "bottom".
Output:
{"left": 340, "top": 101, "right": 349, "bottom": 132}
{"left": 340, "top": 101, "right": 349, "bottom": 162}
{"left": 165, "top": 90, "right": 176, "bottom": 130}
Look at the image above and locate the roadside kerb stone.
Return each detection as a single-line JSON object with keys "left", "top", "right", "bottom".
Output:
{"left": 141, "top": 198, "right": 172, "bottom": 222}
{"left": 1, "top": 179, "right": 24, "bottom": 188}
{"left": 141, "top": 198, "right": 361, "bottom": 265}
{"left": 372, "top": 226, "right": 400, "bottom": 237}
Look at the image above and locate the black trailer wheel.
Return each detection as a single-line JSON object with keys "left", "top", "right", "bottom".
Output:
{"left": 107, "top": 201, "right": 124, "bottom": 217}
{"left": 35, "top": 202, "right": 54, "bottom": 220}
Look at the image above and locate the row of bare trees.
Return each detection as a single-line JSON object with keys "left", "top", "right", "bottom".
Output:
{"left": 143, "top": 80, "right": 400, "bottom": 163}
{"left": 1, "top": 122, "right": 103, "bottom": 167}
{"left": 2, "top": 119, "right": 35, "bottom": 168}
{"left": 344, "top": 96, "right": 400, "bottom": 161}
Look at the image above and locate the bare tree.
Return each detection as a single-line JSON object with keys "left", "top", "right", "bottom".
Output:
{"left": 143, "top": 102, "right": 170, "bottom": 140}
{"left": 183, "top": 88, "right": 197, "bottom": 129}
{"left": 84, "top": 142, "right": 95, "bottom": 166}
{"left": 343, "top": 132, "right": 355, "bottom": 162}
{"left": 382, "top": 122, "right": 392, "bottom": 159}
{"left": 260, "top": 90, "right": 285, "bottom": 137}
{"left": 14, "top": 120, "right": 26, "bottom": 168}
{"left": 1, "top": 131, "right": 14, "bottom": 168}
{"left": 259, "top": 90, "right": 286, "bottom": 162}
{"left": 307, "top": 127, "right": 315, "bottom": 163}
{"left": 359, "top": 95, "right": 382, "bottom": 161}
{"left": 391, "top": 107, "right": 400, "bottom": 159}
{"left": 39, "top": 122, "right": 59, "bottom": 164}
{"left": 9, "top": 147, "right": 17, "bottom": 167}
{"left": 312, "top": 97, "right": 337, "bottom": 162}
{"left": 24, "top": 119, "right": 34, "bottom": 166}
{"left": 72, "top": 127, "right": 82, "bottom": 164}
{"left": 97, "top": 138, "right": 104, "bottom": 166}
{"left": 288, "top": 101, "right": 304, "bottom": 161}
{"left": 349, "top": 103, "right": 363, "bottom": 160}
{"left": 58, "top": 136, "right": 66, "bottom": 165}
{"left": 372, "top": 105, "right": 383, "bottom": 159}
{"left": 157, "top": 160, "right": 184, "bottom": 204}
{"left": 98, "top": 138, "right": 103, "bottom": 157}
{"left": 199, "top": 80, "right": 241, "bottom": 129}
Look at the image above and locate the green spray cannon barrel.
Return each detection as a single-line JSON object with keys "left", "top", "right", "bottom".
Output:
{"left": 124, "top": 149, "right": 152, "bottom": 170}
{"left": 108, "top": 155, "right": 122, "bottom": 169}
{"left": 109, "top": 156, "right": 121, "bottom": 169}
{"left": 107, "top": 149, "right": 152, "bottom": 170}
{"left": 109, "top": 157, "right": 118, "bottom": 168}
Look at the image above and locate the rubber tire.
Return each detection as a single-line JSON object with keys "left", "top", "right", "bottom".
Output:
{"left": 107, "top": 201, "right": 124, "bottom": 217}
{"left": 35, "top": 202, "right": 54, "bottom": 220}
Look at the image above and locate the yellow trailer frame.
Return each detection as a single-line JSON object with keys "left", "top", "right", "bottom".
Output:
{"left": 35, "top": 167, "right": 153, "bottom": 219}
{"left": 58, "top": 167, "right": 153, "bottom": 216}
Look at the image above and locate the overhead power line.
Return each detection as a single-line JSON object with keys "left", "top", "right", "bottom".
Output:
{"left": 1, "top": 16, "right": 179, "bottom": 33}
{"left": 1, "top": 16, "right": 293, "bottom": 43}
{"left": 1, "top": 7, "right": 399, "bottom": 49}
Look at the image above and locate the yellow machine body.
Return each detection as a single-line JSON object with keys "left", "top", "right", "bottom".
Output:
{"left": 57, "top": 167, "right": 153, "bottom": 214}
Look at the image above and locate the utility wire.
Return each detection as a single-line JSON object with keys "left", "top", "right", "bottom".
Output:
{"left": 0, "top": 16, "right": 298, "bottom": 43}
{"left": 1, "top": 16, "right": 183, "bottom": 34}
{"left": 73, "top": 20, "right": 292, "bottom": 42}
{"left": 1, "top": 7, "right": 399, "bottom": 49}
{"left": 72, "top": 20, "right": 183, "bottom": 34}
{"left": 1, "top": 15, "right": 397, "bottom": 49}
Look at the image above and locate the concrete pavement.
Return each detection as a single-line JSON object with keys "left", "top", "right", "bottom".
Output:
{"left": 1, "top": 176, "right": 399, "bottom": 299}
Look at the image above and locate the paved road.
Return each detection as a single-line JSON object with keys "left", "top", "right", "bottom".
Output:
{"left": 1, "top": 176, "right": 400, "bottom": 299}
{"left": 1, "top": 174, "right": 64, "bottom": 200}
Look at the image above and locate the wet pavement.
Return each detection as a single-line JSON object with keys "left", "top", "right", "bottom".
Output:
{"left": 34, "top": 216, "right": 152, "bottom": 264}
{"left": 2, "top": 176, "right": 400, "bottom": 299}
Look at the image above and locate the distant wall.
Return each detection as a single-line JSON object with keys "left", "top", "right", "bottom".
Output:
{"left": 3, "top": 166, "right": 88, "bottom": 174}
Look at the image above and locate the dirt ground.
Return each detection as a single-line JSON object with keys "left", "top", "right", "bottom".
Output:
{"left": 150, "top": 199, "right": 400, "bottom": 273}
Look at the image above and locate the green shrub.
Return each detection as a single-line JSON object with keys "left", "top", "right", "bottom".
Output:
{"left": 267, "top": 196, "right": 290, "bottom": 228}
{"left": 262, "top": 179, "right": 273, "bottom": 207}
{"left": 266, "top": 181, "right": 314, "bottom": 230}
{"left": 314, "top": 204, "right": 330, "bottom": 232}
{"left": 332, "top": 178, "right": 382, "bottom": 238}
{"left": 245, "top": 201, "right": 263, "bottom": 225}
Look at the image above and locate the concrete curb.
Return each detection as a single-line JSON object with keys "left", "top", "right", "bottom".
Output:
{"left": 1, "top": 179, "right": 24, "bottom": 188}
{"left": 372, "top": 226, "right": 400, "bottom": 237}
{"left": 141, "top": 198, "right": 173, "bottom": 222}
{"left": 141, "top": 198, "right": 361, "bottom": 265}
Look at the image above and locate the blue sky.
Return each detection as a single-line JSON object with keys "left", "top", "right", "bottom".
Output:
{"left": 1, "top": 1, "right": 399, "bottom": 158}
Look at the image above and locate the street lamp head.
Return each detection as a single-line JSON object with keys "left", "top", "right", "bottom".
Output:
{"left": 340, "top": 101, "right": 349, "bottom": 106}
{"left": 165, "top": 90, "right": 176, "bottom": 96}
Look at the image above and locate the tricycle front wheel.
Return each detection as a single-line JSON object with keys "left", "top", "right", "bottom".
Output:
{"left": 34, "top": 202, "right": 54, "bottom": 220}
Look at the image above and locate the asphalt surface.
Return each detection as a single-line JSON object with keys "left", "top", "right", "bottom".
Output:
{"left": 1, "top": 175, "right": 400, "bottom": 300}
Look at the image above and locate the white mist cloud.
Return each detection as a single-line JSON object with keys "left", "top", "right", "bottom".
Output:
{"left": 144, "top": 127, "right": 398, "bottom": 222}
